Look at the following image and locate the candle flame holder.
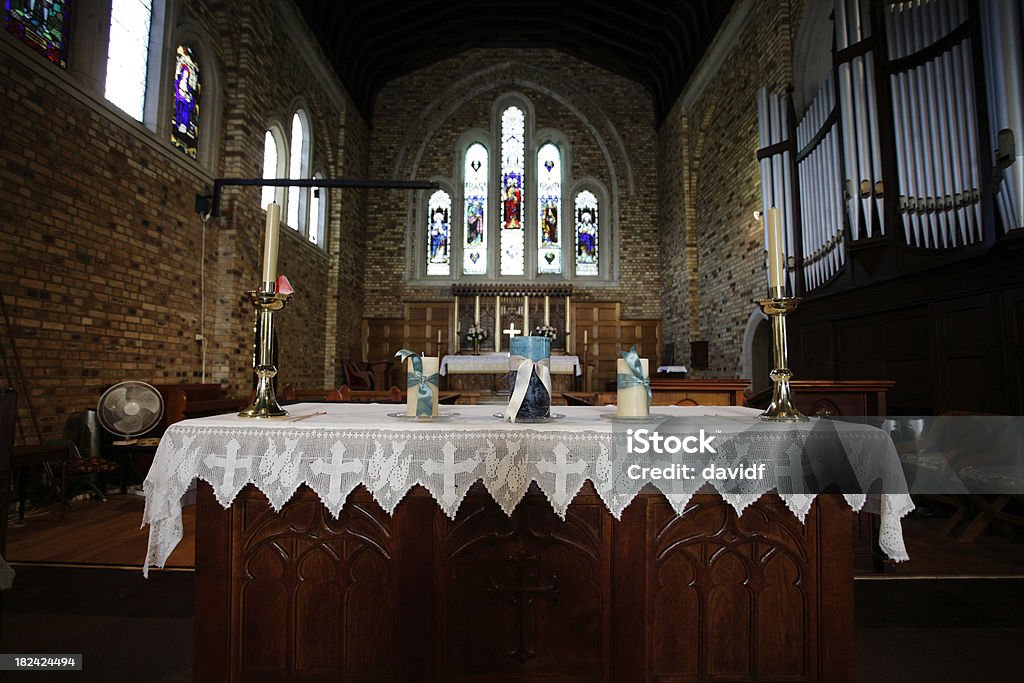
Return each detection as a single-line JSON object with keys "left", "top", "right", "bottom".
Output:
{"left": 755, "top": 295, "right": 809, "bottom": 422}
{"left": 239, "top": 282, "right": 292, "bottom": 418}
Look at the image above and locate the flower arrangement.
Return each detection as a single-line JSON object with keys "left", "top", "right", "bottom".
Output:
{"left": 464, "top": 325, "right": 489, "bottom": 344}
{"left": 533, "top": 324, "right": 558, "bottom": 340}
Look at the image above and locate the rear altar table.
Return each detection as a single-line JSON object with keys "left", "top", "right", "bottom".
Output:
{"left": 441, "top": 352, "right": 582, "bottom": 375}
{"left": 144, "top": 404, "right": 912, "bottom": 682}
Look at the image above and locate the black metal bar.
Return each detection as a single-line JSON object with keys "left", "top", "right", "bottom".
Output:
{"left": 795, "top": 107, "right": 841, "bottom": 163}
{"left": 755, "top": 140, "right": 791, "bottom": 161}
{"left": 202, "top": 177, "right": 439, "bottom": 217}
{"left": 884, "top": 21, "right": 970, "bottom": 75}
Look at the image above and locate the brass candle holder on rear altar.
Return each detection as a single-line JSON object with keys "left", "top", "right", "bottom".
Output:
{"left": 755, "top": 290, "right": 809, "bottom": 422}
{"left": 239, "top": 282, "right": 292, "bottom": 418}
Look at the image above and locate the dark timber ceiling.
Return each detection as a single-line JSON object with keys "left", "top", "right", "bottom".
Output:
{"left": 294, "top": 0, "right": 734, "bottom": 126}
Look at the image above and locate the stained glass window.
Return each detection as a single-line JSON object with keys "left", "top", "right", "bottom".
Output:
{"left": 500, "top": 106, "right": 525, "bottom": 276}
{"left": 426, "top": 189, "right": 452, "bottom": 276}
{"left": 575, "top": 190, "right": 599, "bottom": 276}
{"left": 536, "top": 143, "right": 561, "bottom": 274}
{"left": 261, "top": 130, "right": 278, "bottom": 208}
{"left": 104, "top": 0, "right": 152, "bottom": 121}
{"left": 170, "top": 45, "right": 201, "bottom": 158}
{"left": 463, "top": 143, "right": 488, "bottom": 275}
{"left": 287, "top": 112, "right": 309, "bottom": 230}
{"left": 5, "top": 0, "right": 70, "bottom": 68}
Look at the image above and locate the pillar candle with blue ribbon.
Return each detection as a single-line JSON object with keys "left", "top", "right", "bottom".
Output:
{"left": 616, "top": 345, "right": 651, "bottom": 417}
{"left": 505, "top": 336, "right": 551, "bottom": 422}
{"left": 396, "top": 349, "right": 439, "bottom": 417}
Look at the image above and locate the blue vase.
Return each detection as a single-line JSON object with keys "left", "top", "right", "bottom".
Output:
{"left": 508, "top": 336, "right": 551, "bottom": 419}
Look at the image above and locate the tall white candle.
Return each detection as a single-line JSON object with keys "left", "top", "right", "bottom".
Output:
{"left": 584, "top": 329, "right": 588, "bottom": 344}
{"left": 544, "top": 296, "right": 550, "bottom": 326}
{"left": 617, "top": 357, "right": 650, "bottom": 417}
{"left": 524, "top": 295, "right": 529, "bottom": 331}
{"left": 405, "top": 356, "right": 440, "bottom": 417}
{"left": 565, "top": 296, "right": 570, "bottom": 332}
{"left": 454, "top": 295, "right": 459, "bottom": 333}
{"left": 766, "top": 207, "right": 785, "bottom": 293}
{"left": 495, "top": 295, "right": 501, "bottom": 352}
{"left": 262, "top": 202, "right": 281, "bottom": 285}
{"left": 474, "top": 296, "right": 480, "bottom": 325}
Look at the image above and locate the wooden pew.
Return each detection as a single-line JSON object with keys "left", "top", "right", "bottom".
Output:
{"left": 592, "top": 379, "right": 751, "bottom": 407}
{"left": 746, "top": 379, "right": 894, "bottom": 416}
{"left": 284, "top": 384, "right": 479, "bottom": 405}
{"left": 152, "top": 383, "right": 247, "bottom": 427}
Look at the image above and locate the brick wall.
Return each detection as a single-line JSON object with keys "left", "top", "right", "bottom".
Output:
{"left": 364, "top": 49, "right": 661, "bottom": 321}
{"left": 657, "top": 0, "right": 804, "bottom": 376}
{"left": 0, "top": 0, "right": 367, "bottom": 442}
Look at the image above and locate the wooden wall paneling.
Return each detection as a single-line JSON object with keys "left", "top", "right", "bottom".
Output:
{"left": 835, "top": 319, "right": 882, "bottom": 381}
{"left": 405, "top": 302, "right": 452, "bottom": 358}
{"left": 363, "top": 318, "right": 405, "bottom": 362}
{"left": 795, "top": 322, "right": 834, "bottom": 380}
{"left": 1003, "top": 287, "right": 1024, "bottom": 414}
{"left": 932, "top": 294, "right": 1003, "bottom": 412}
{"left": 878, "top": 309, "right": 932, "bottom": 414}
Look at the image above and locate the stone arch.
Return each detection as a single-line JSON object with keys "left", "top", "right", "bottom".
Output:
{"left": 740, "top": 307, "right": 771, "bottom": 395}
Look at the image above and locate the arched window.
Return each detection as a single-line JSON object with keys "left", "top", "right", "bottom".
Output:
{"left": 309, "top": 173, "right": 326, "bottom": 247}
{"left": 426, "top": 190, "right": 452, "bottom": 276}
{"left": 170, "top": 44, "right": 201, "bottom": 158}
{"left": 286, "top": 110, "right": 311, "bottom": 231}
{"left": 500, "top": 105, "right": 526, "bottom": 276}
{"left": 574, "top": 190, "right": 600, "bottom": 276}
{"left": 104, "top": 0, "right": 154, "bottom": 121}
{"left": 463, "top": 142, "right": 488, "bottom": 275}
{"left": 537, "top": 142, "right": 562, "bottom": 274}
{"left": 261, "top": 129, "right": 285, "bottom": 208}
{"left": 416, "top": 94, "right": 614, "bottom": 284}
{"left": 4, "top": 0, "right": 70, "bottom": 68}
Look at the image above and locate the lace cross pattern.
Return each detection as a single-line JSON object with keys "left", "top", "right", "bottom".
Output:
{"left": 142, "top": 404, "right": 914, "bottom": 574}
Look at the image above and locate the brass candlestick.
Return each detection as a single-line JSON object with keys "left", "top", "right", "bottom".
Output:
{"left": 755, "top": 292, "right": 808, "bottom": 421}
{"left": 239, "top": 282, "right": 292, "bottom": 418}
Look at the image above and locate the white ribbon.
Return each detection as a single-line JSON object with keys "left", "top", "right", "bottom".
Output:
{"left": 504, "top": 355, "right": 552, "bottom": 423}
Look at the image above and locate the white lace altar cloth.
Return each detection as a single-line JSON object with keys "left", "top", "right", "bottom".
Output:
{"left": 143, "top": 404, "right": 914, "bottom": 574}
{"left": 441, "top": 353, "right": 581, "bottom": 376}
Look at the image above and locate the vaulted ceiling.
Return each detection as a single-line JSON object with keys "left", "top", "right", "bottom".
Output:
{"left": 294, "top": 0, "right": 734, "bottom": 126}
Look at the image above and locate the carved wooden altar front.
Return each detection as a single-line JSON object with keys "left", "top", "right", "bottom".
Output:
{"left": 194, "top": 482, "right": 853, "bottom": 682}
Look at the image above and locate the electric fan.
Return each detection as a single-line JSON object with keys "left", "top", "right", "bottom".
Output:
{"left": 97, "top": 381, "right": 165, "bottom": 445}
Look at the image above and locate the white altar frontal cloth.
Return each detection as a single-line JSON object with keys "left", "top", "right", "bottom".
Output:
{"left": 441, "top": 353, "right": 582, "bottom": 376}
{"left": 143, "top": 404, "right": 914, "bottom": 574}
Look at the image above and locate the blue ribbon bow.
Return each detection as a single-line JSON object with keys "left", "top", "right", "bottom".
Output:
{"left": 395, "top": 349, "right": 439, "bottom": 417}
{"left": 617, "top": 345, "right": 651, "bottom": 406}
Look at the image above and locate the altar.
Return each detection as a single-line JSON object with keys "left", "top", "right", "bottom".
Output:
{"left": 441, "top": 352, "right": 582, "bottom": 394}
{"left": 144, "top": 404, "right": 912, "bottom": 682}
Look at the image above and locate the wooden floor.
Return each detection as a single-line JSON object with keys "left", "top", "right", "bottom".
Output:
{"left": 4, "top": 493, "right": 1023, "bottom": 576}
{"left": 5, "top": 493, "right": 196, "bottom": 569}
